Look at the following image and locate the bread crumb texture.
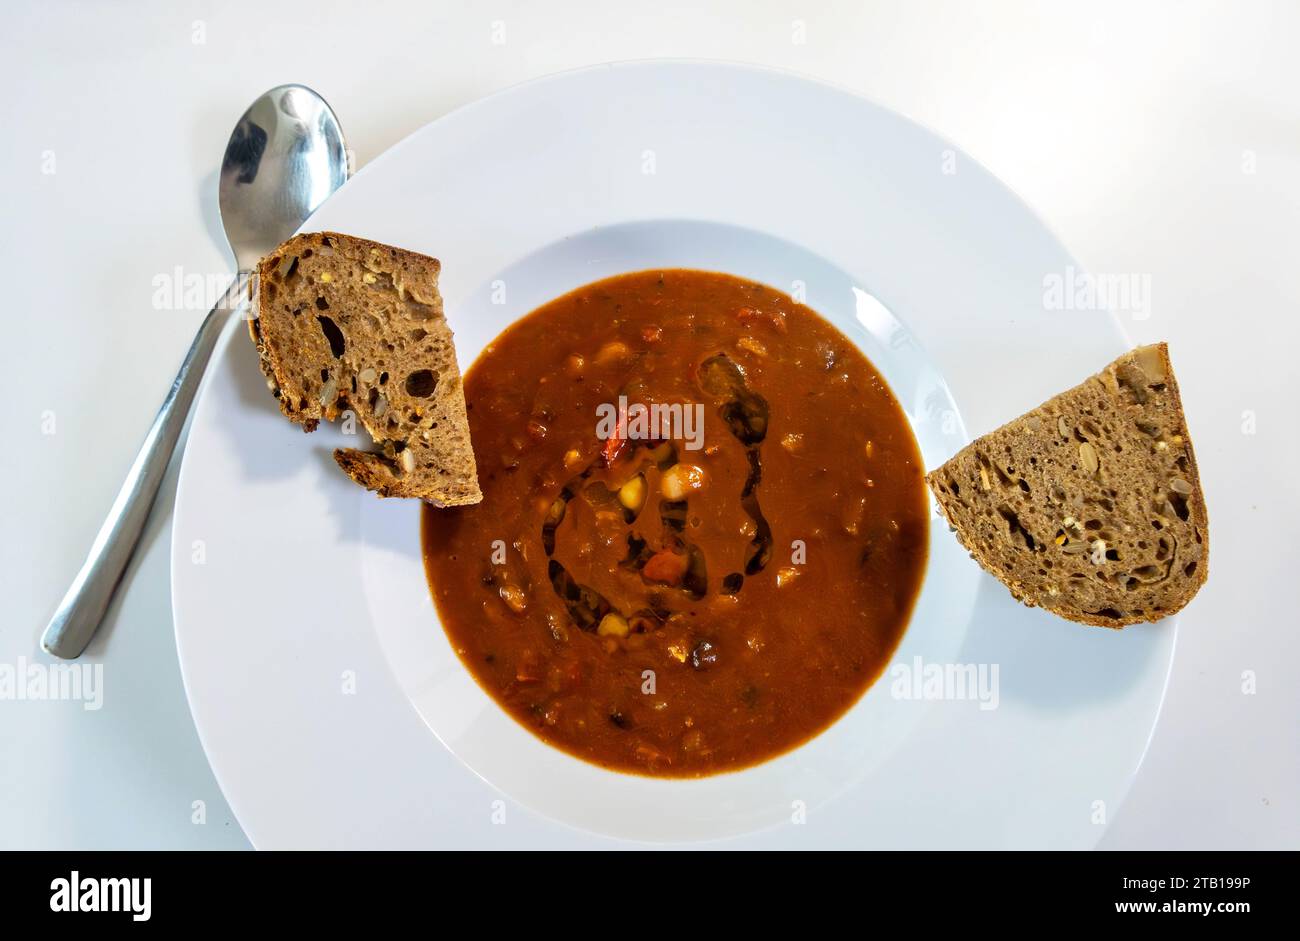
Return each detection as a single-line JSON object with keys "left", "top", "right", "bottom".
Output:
{"left": 926, "top": 343, "right": 1207, "bottom": 627}
{"left": 249, "top": 231, "right": 482, "bottom": 506}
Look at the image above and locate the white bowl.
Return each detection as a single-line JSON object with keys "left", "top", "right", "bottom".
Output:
{"left": 172, "top": 61, "right": 1172, "bottom": 848}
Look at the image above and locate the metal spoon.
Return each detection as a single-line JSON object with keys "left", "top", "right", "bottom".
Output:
{"left": 42, "top": 84, "right": 350, "bottom": 659}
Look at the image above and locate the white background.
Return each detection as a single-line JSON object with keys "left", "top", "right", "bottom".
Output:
{"left": 1, "top": 0, "right": 1296, "bottom": 849}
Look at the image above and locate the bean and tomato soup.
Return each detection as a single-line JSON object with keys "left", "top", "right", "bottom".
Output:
{"left": 423, "top": 270, "right": 927, "bottom": 776}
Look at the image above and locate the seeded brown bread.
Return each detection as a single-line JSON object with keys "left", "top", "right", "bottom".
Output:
{"left": 248, "top": 231, "right": 482, "bottom": 506}
{"left": 926, "top": 343, "right": 1207, "bottom": 627}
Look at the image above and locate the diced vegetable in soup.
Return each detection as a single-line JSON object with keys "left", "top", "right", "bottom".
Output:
{"left": 422, "top": 270, "right": 928, "bottom": 777}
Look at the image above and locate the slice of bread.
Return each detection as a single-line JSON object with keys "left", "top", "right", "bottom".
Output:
{"left": 248, "top": 231, "right": 482, "bottom": 506}
{"left": 927, "top": 343, "right": 1207, "bottom": 627}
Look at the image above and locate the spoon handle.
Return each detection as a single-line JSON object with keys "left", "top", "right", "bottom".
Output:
{"left": 42, "top": 271, "right": 252, "bottom": 659}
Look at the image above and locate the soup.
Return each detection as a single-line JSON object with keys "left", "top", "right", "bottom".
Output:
{"left": 423, "top": 270, "right": 928, "bottom": 776}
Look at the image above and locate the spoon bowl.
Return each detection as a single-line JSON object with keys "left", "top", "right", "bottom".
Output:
{"left": 220, "top": 85, "right": 349, "bottom": 272}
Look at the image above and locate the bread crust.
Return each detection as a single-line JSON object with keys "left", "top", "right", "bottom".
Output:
{"left": 927, "top": 343, "right": 1207, "bottom": 627}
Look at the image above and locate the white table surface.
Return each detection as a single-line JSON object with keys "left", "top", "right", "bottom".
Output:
{"left": 2, "top": 0, "right": 1296, "bottom": 850}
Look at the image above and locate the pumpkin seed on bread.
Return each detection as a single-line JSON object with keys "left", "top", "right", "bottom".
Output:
{"left": 248, "top": 231, "right": 482, "bottom": 506}
{"left": 927, "top": 343, "right": 1206, "bottom": 627}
